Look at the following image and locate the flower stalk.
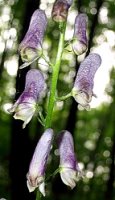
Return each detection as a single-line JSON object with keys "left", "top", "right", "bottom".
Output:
{"left": 56, "top": 92, "right": 72, "bottom": 101}
{"left": 45, "top": 22, "right": 66, "bottom": 128}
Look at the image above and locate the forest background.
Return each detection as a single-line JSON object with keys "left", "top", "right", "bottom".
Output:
{"left": 0, "top": 0, "right": 115, "bottom": 200}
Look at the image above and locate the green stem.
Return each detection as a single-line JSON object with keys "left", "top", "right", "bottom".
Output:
{"left": 56, "top": 92, "right": 72, "bottom": 101}
{"left": 45, "top": 22, "right": 66, "bottom": 128}
{"left": 36, "top": 190, "right": 41, "bottom": 200}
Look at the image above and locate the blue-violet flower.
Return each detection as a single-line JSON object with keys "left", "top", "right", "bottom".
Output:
{"left": 72, "top": 53, "right": 102, "bottom": 110}
{"left": 8, "top": 69, "right": 45, "bottom": 128}
{"left": 72, "top": 13, "right": 88, "bottom": 55}
{"left": 52, "top": 0, "right": 73, "bottom": 22}
{"left": 58, "top": 130, "right": 80, "bottom": 189}
{"left": 27, "top": 128, "right": 54, "bottom": 196}
{"left": 19, "top": 9, "right": 47, "bottom": 69}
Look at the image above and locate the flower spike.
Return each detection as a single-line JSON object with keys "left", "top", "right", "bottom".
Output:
{"left": 72, "top": 13, "right": 88, "bottom": 55}
{"left": 58, "top": 130, "right": 80, "bottom": 189}
{"left": 52, "top": 0, "right": 73, "bottom": 22}
{"left": 19, "top": 9, "right": 47, "bottom": 68}
{"left": 27, "top": 129, "right": 54, "bottom": 196}
{"left": 8, "top": 69, "right": 45, "bottom": 128}
{"left": 72, "top": 53, "right": 102, "bottom": 110}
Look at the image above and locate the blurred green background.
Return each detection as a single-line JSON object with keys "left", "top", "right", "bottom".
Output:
{"left": 0, "top": 0, "right": 115, "bottom": 200}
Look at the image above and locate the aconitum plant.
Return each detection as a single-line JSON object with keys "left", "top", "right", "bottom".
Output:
{"left": 9, "top": 1, "right": 102, "bottom": 199}
{"left": 72, "top": 13, "right": 88, "bottom": 55}
{"left": 27, "top": 129, "right": 54, "bottom": 196}
{"left": 9, "top": 69, "right": 45, "bottom": 128}
{"left": 19, "top": 9, "right": 47, "bottom": 69}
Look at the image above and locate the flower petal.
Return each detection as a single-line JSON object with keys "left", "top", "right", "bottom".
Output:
{"left": 27, "top": 129, "right": 54, "bottom": 195}
{"left": 58, "top": 130, "right": 79, "bottom": 189}
{"left": 72, "top": 13, "right": 88, "bottom": 55}
{"left": 9, "top": 69, "right": 45, "bottom": 128}
{"left": 72, "top": 53, "right": 102, "bottom": 109}
{"left": 52, "top": 0, "right": 73, "bottom": 22}
{"left": 39, "top": 182, "right": 45, "bottom": 197}
{"left": 60, "top": 168, "right": 77, "bottom": 189}
{"left": 19, "top": 9, "right": 47, "bottom": 64}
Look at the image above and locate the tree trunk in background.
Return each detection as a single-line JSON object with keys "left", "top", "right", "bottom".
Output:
{"left": 0, "top": 42, "right": 7, "bottom": 80}
{"left": 9, "top": 1, "right": 40, "bottom": 200}
{"left": 86, "top": 0, "right": 104, "bottom": 56}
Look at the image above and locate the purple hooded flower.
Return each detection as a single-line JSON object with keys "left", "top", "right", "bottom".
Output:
{"left": 19, "top": 9, "right": 47, "bottom": 68}
{"left": 72, "top": 13, "right": 88, "bottom": 55}
{"left": 58, "top": 130, "right": 80, "bottom": 189}
{"left": 8, "top": 69, "right": 45, "bottom": 128}
{"left": 72, "top": 53, "right": 102, "bottom": 110}
{"left": 52, "top": 0, "right": 73, "bottom": 22}
{"left": 27, "top": 128, "right": 54, "bottom": 196}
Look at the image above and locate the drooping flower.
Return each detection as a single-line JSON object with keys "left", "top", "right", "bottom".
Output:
{"left": 19, "top": 9, "right": 47, "bottom": 69}
{"left": 8, "top": 69, "right": 45, "bottom": 128}
{"left": 72, "top": 53, "right": 102, "bottom": 110}
{"left": 72, "top": 13, "right": 88, "bottom": 55}
{"left": 58, "top": 130, "right": 80, "bottom": 189}
{"left": 27, "top": 128, "right": 54, "bottom": 196}
{"left": 52, "top": 0, "right": 73, "bottom": 22}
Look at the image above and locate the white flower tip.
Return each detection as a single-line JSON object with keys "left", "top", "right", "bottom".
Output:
{"left": 19, "top": 53, "right": 40, "bottom": 69}
{"left": 7, "top": 106, "right": 15, "bottom": 113}
{"left": 76, "top": 164, "right": 84, "bottom": 178}
{"left": 7, "top": 108, "right": 12, "bottom": 113}
{"left": 60, "top": 168, "right": 77, "bottom": 189}
{"left": 39, "top": 182, "right": 46, "bottom": 196}
{"left": 78, "top": 104, "right": 90, "bottom": 111}
{"left": 72, "top": 40, "right": 87, "bottom": 55}
{"left": 72, "top": 88, "right": 91, "bottom": 110}
{"left": 27, "top": 172, "right": 45, "bottom": 195}
{"left": 27, "top": 181, "right": 46, "bottom": 196}
{"left": 22, "top": 122, "right": 26, "bottom": 129}
{"left": 27, "top": 180, "right": 36, "bottom": 192}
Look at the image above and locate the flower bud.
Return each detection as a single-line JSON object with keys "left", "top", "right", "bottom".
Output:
{"left": 27, "top": 129, "right": 54, "bottom": 196}
{"left": 72, "top": 53, "right": 102, "bottom": 110}
{"left": 8, "top": 69, "right": 45, "bottom": 128}
{"left": 72, "top": 13, "right": 88, "bottom": 55}
{"left": 19, "top": 9, "right": 47, "bottom": 68}
{"left": 52, "top": 0, "right": 73, "bottom": 22}
{"left": 58, "top": 130, "right": 79, "bottom": 189}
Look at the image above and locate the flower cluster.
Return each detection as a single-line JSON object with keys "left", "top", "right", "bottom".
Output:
{"left": 9, "top": 0, "right": 102, "bottom": 198}
{"left": 27, "top": 129, "right": 79, "bottom": 196}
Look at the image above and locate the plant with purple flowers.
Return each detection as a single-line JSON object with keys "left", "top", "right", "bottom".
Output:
{"left": 9, "top": 1, "right": 102, "bottom": 199}
{"left": 8, "top": 69, "right": 45, "bottom": 128}
{"left": 72, "top": 13, "right": 88, "bottom": 55}
{"left": 19, "top": 9, "right": 47, "bottom": 69}
{"left": 27, "top": 129, "right": 54, "bottom": 196}
{"left": 58, "top": 130, "right": 80, "bottom": 189}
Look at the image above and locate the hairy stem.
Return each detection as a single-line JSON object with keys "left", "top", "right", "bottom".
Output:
{"left": 45, "top": 22, "right": 66, "bottom": 128}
